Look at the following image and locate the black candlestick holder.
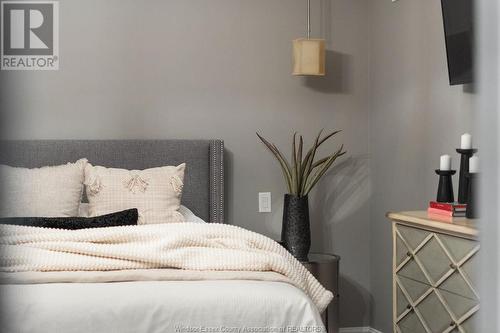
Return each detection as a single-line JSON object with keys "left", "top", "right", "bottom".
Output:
{"left": 456, "top": 148, "right": 478, "bottom": 204}
{"left": 465, "top": 172, "right": 479, "bottom": 219}
{"left": 435, "top": 169, "right": 456, "bottom": 203}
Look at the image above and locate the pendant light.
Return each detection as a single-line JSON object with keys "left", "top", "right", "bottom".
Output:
{"left": 292, "top": 0, "right": 325, "bottom": 76}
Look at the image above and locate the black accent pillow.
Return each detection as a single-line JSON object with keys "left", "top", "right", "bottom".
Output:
{"left": 0, "top": 209, "right": 139, "bottom": 230}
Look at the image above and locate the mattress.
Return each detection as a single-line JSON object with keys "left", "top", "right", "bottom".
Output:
{"left": 0, "top": 280, "right": 326, "bottom": 333}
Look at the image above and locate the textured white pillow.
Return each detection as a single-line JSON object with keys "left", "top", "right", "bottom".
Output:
{"left": 84, "top": 163, "right": 186, "bottom": 224}
{"left": 0, "top": 159, "right": 87, "bottom": 217}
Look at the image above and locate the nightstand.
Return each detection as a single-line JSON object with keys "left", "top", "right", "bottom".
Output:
{"left": 302, "top": 253, "right": 340, "bottom": 333}
{"left": 387, "top": 211, "right": 479, "bottom": 333}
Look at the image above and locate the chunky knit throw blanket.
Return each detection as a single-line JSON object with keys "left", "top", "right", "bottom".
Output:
{"left": 0, "top": 223, "right": 333, "bottom": 312}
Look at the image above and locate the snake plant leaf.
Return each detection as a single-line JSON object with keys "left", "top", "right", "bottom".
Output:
{"left": 300, "top": 129, "right": 323, "bottom": 194}
{"left": 298, "top": 136, "right": 303, "bottom": 167}
{"left": 300, "top": 129, "right": 342, "bottom": 191}
{"left": 304, "top": 145, "right": 346, "bottom": 195}
{"left": 256, "top": 132, "right": 293, "bottom": 192}
{"left": 297, "top": 135, "right": 303, "bottom": 195}
{"left": 304, "top": 130, "right": 322, "bottom": 172}
{"left": 311, "top": 156, "right": 329, "bottom": 169}
{"left": 304, "top": 145, "right": 345, "bottom": 188}
{"left": 300, "top": 150, "right": 312, "bottom": 179}
{"left": 270, "top": 142, "right": 295, "bottom": 193}
{"left": 292, "top": 133, "right": 298, "bottom": 193}
{"left": 318, "top": 130, "right": 342, "bottom": 147}
{"left": 257, "top": 130, "right": 345, "bottom": 197}
{"left": 311, "top": 149, "right": 343, "bottom": 169}
{"left": 313, "top": 149, "right": 346, "bottom": 170}
{"left": 302, "top": 130, "right": 341, "bottom": 168}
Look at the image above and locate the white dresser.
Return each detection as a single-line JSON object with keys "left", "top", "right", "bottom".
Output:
{"left": 387, "top": 211, "right": 479, "bottom": 333}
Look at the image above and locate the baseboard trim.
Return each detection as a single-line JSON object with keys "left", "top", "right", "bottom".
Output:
{"left": 339, "top": 327, "right": 383, "bottom": 333}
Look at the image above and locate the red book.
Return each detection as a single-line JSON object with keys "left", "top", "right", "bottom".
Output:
{"left": 427, "top": 213, "right": 453, "bottom": 223}
{"left": 429, "top": 201, "right": 466, "bottom": 212}
{"left": 428, "top": 207, "right": 453, "bottom": 216}
{"left": 428, "top": 207, "right": 466, "bottom": 217}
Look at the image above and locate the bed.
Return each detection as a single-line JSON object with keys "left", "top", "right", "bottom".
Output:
{"left": 0, "top": 140, "right": 329, "bottom": 333}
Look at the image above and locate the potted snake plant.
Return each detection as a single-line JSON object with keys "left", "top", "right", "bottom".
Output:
{"left": 257, "top": 130, "right": 346, "bottom": 261}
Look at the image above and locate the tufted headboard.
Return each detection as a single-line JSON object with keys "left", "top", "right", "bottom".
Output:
{"left": 0, "top": 140, "right": 224, "bottom": 223}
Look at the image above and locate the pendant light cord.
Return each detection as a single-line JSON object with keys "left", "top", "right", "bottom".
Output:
{"left": 307, "top": 0, "right": 311, "bottom": 39}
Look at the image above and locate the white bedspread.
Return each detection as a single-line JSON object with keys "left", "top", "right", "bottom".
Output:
{"left": 0, "top": 223, "right": 332, "bottom": 333}
{"left": 0, "top": 280, "right": 326, "bottom": 333}
{"left": 0, "top": 223, "right": 333, "bottom": 312}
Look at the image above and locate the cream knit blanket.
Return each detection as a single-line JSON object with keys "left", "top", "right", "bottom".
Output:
{"left": 0, "top": 223, "right": 333, "bottom": 312}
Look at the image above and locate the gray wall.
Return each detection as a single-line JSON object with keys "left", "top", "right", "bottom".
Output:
{"left": 0, "top": 0, "right": 478, "bottom": 330}
{"left": 369, "top": 0, "right": 474, "bottom": 331}
{"left": 0, "top": 0, "right": 372, "bottom": 328}
{"left": 477, "top": 0, "right": 499, "bottom": 331}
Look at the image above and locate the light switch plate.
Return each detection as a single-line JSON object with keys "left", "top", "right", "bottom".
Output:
{"left": 259, "top": 192, "right": 271, "bottom": 213}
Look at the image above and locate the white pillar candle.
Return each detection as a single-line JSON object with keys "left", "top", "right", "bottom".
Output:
{"left": 469, "top": 155, "right": 479, "bottom": 173}
{"left": 461, "top": 133, "right": 472, "bottom": 149}
{"left": 440, "top": 155, "right": 452, "bottom": 171}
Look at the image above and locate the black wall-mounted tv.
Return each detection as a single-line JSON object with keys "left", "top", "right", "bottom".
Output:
{"left": 441, "top": 0, "right": 474, "bottom": 85}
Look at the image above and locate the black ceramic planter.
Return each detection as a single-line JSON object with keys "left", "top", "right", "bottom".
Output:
{"left": 281, "top": 194, "right": 311, "bottom": 261}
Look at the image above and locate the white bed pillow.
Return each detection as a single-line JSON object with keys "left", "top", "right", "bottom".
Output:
{"left": 0, "top": 159, "right": 87, "bottom": 217}
{"left": 178, "top": 205, "right": 206, "bottom": 223}
{"left": 79, "top": 203, "right": 206, "bottom": 224}
{"left": 84, "top": 163, "right": 186, "bottom": 224}
{"left": 78, "top": 203, "right": 91, "bottom": 217}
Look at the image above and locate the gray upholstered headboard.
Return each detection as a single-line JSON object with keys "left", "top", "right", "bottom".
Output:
{"left": 0, "top": 140, "right": 224, "bottom": 223}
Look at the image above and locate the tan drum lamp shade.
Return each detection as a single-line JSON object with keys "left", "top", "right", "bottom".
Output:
{"left": 292, "top": 0, "right": 325, "bottom": 76}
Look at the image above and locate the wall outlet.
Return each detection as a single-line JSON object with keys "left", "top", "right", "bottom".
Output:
{"left": 258, "top": 192, "right": 271, "bottom": 212}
